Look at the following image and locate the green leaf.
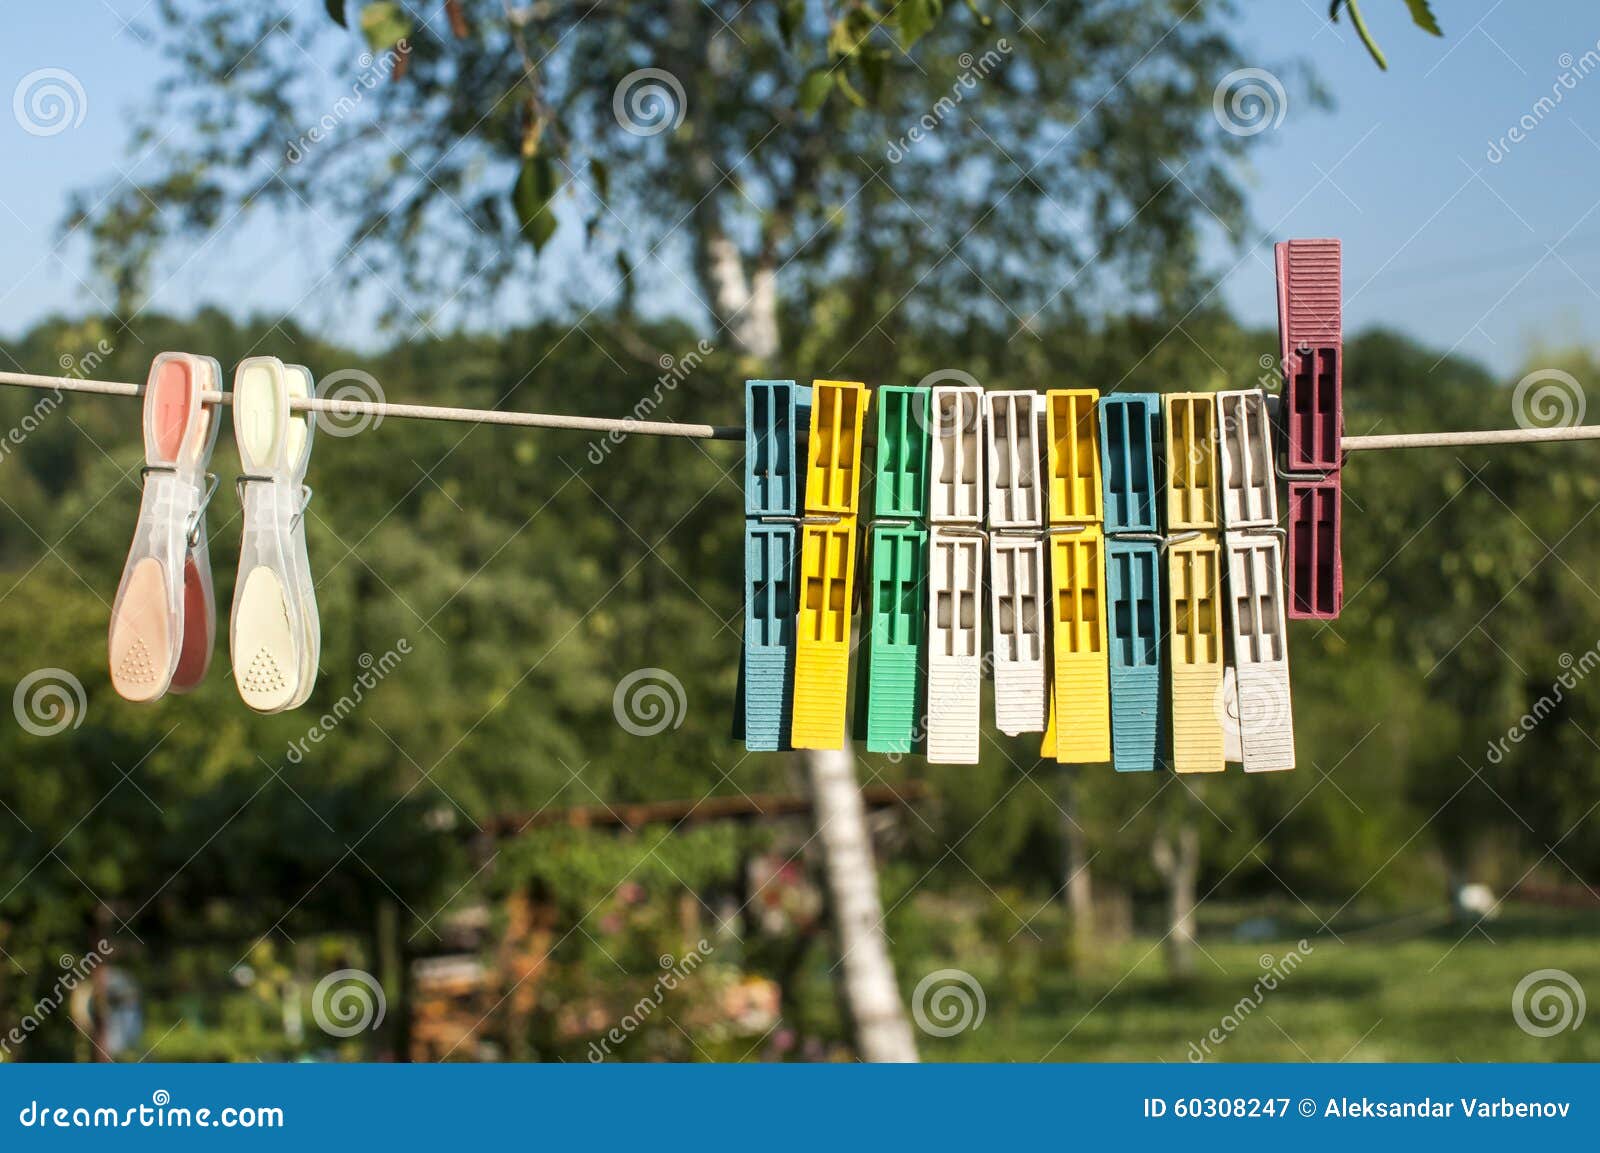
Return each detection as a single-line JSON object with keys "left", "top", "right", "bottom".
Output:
{"left": 1404, "top": 0, "right": 1443, "bottom": 36}
{"left": 859, "top": 50, "right": 888, "bottom": 103}
{"left": 512, "top": 155, "right": 560, "bottom": 254}
{"left": 828, "top": 9, "right": 876, "bottom": 57}
{"left": 836, "top": 70, "right": 867, "bottom": 109}
{"left": 360, "top": 1, "right": 413, "bottom": 52}
{"left": 896, "top": 0, "right": 941, "bottom": 50}
{"left": 326, "top": 0, "right": 348, "bottom": 28}
{"left": 798, "top": 69, "right": 834, "bottom": 115}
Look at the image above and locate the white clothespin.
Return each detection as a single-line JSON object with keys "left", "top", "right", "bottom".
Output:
{"left": 1215, "top": 389, "right": 1293, "bottom": 770}
{"left": 1223, "top": 533, "right": 1295, "bottom": 772}
{"left": 231, "top": 357, "right": 311, "bottom": 713}
{"left": 927, "top": 384, "right": 985, "bottom": 763}
{"left": 284, "top": 365, "right": 321, "bottom": 707}
{"left": 1216, "top": 389, "right": 1278, "bottom": 529}
{"left": 110, "top": 353, "right": 220, "bottom": 702}
{"left": 984, "top": 391, "right": 1047, "bottom": 735}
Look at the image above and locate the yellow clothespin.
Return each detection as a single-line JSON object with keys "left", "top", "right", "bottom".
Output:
{"left": 792, "top": 380, "right": 867, "bottom": 749}
{"left": 1045, "top": 390, "right": 1109, "bottom": 764}
{"left": 1164, "top": 393, "right": 1225, "bottom": 773}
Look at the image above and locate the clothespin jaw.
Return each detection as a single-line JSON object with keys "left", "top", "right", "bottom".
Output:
{"left": 1287, "top": 481, "right": 1342, "bottom": 618}
{"left": 926, "top": 526, "right": 983, "bottom": 763}
{"left": 1215, "top": 390, "right": 1278, "bottom": 530}
{"left": 985, "top": 391, "right": 1048, "bottom": 736}
{"left": 930, "top": 385, "right": 985, "bottom": 523}
{"left": 1224, "top": 533, "right": 1295, "bottom": 772}
{"left": 1276, "top": 239, "right": 1343, "bottom": 473}
{"left": 1049, "top": 526, "right": 1111, "bottom": 764}
{"left": 791, "top": 380, "right": 867, "bottom": 750}
{"left": 1166, "top": 535, "right": 1226, "bottom": 774}
{"left": 873, "top": 386, "right": 930, "bottom": 518}
{"left": 109, "top": 352, "right": 215, "bottom": 703}
{"left": 1164, "top": 393, "right": 1218, "bottom": 532}
{"left": 1106, "top": 539, "right": 1161, "bottom": 772}
{"left": 746, "top": 380, "right": 799, "bottom": 517}
{"left": 1045, "top": 390, "right": 1103, "bottom": 524}
{"left": 1098, "top": 394, "right": 1159, "bottom": 534}
{"left": 169, "top": 355, "right": 224, "bottom": 695}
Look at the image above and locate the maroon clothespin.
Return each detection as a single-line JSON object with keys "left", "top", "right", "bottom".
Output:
{"left": 1276, "top": 238, "right": 1343, "bottom": 619}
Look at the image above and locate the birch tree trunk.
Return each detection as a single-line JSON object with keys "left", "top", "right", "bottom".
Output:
{"left": 695, "top": 200, "right": 918, "bottom": 1060}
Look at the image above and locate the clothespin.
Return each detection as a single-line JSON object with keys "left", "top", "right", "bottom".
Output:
{"left": 169, "top": 356, "right": 223, "bottom": 694}
{"left": 1216, "top": 389, "right": 1294, "bottom": 771}
{"left": 926, "top": 384, "right": 985, "bottom": 764}
{"left": 285, "top": 365, "right": 321, "bottom": 707}
{"left": 741, "top": 380, "right": 801, "bottom": 752}
{"left": 791, "top": 379, "right": 866, "bottom": 749}
{"left": 985, "top": 391, "right": 1047, "bottom": 736}
{"left": 1100, "top": 393, "right": 1162, "bottom": 773}
{"left": 1276, "top": 238, "right": 1344, "bottom": 619}
{"left": 110, "top": 353, "right": 221, "bottom": 702}
{"left": 1045, "top": 389, "right": 1109, "bottom": 764}
{"left": 230, "top": 357, "right": 312, "bottom": 714}
{"left": 1163, "top": 393, "right": 1225, "bottom": 773}
{"left": 1222, "top": 533, "right": 1294, "bottom": 772}
{"left": 859, "top": 385, "right": 929, "bottom": 755}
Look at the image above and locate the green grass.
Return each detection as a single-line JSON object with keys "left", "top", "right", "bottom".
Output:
{"left": 918, "top": 906, "right": 1600, "bottom": 1062}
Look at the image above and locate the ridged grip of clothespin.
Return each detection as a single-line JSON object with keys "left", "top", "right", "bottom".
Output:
{"left": 926, "top": 526, "right": 983, "bottom": 763}
{"left": 1165, "top": 393, "right": 1219, "bottom": 532}
{"left": 1276, "top": 238, "right": 1343, "bottom": 473}
{"left": 1049, "top": 526, "right": 1111, "bottom": 763}
{"left": 1216, "top": 390, "right": 1278, "bottom": 530}
{"left": 1224, "top": 533, "right": 1295, "bottom": 772}
{"left": 1106, "top": 539, "right": 1162, "bottom": 773}
{"left": 1166, "top": 535, "right": 1226, "bottom": 774}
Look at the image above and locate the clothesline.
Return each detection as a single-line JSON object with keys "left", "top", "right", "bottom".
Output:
{"left": 0, "top": 368, "right": 1591, "bottom": 452}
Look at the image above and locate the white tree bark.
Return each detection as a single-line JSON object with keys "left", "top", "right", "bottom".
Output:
{"left": 701, "top": 219, "right": 917, "bottom": 1061}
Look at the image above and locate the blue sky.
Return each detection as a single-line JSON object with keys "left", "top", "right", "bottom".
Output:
{"left": 2, "top": 0, "right": 1597, "bottom": 376}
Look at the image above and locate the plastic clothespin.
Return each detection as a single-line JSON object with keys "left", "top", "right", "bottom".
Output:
{"left": 110, "top": 353, "right": 221, "bottom": 702}
{"left": 858, "top": 386, "right": 929, "bottom": 755}
{"left": 791, "top": 380, "right": 866, "bottom": 750}
{"left": 1222, "top": 533, "right": 1295, "bottom": 772}
{"left": 169, "top": 356, "right": 223, "bottom": 694}
{"left": 926, "top": 383, "right": 985, "bottom": 764}
{"left": 1045, "top": 389, "right": 1109, "bottom": 764}
{"left": 1216, "top": 390, "right": 1278, "bottom": 530}
{"left": 1277, "top": 238, "right": 1345, "bottom": 620}
{"left": 230, "top": 357, "right": 310, "bottom": 714}
{"left": 985, "top": 391, "right": 1047, "bottom": 737}
{"left": 741, "top": 380, "right": 801, "bottom": 752}
{"left": 1163, "top": 393, "right": 1225, "bottom": 773}
{"left": 284, "top": 365, "right": 321, "bottom": 708}
{"left": 1100, "top": 393, "right": 1162, "bottom": 772}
